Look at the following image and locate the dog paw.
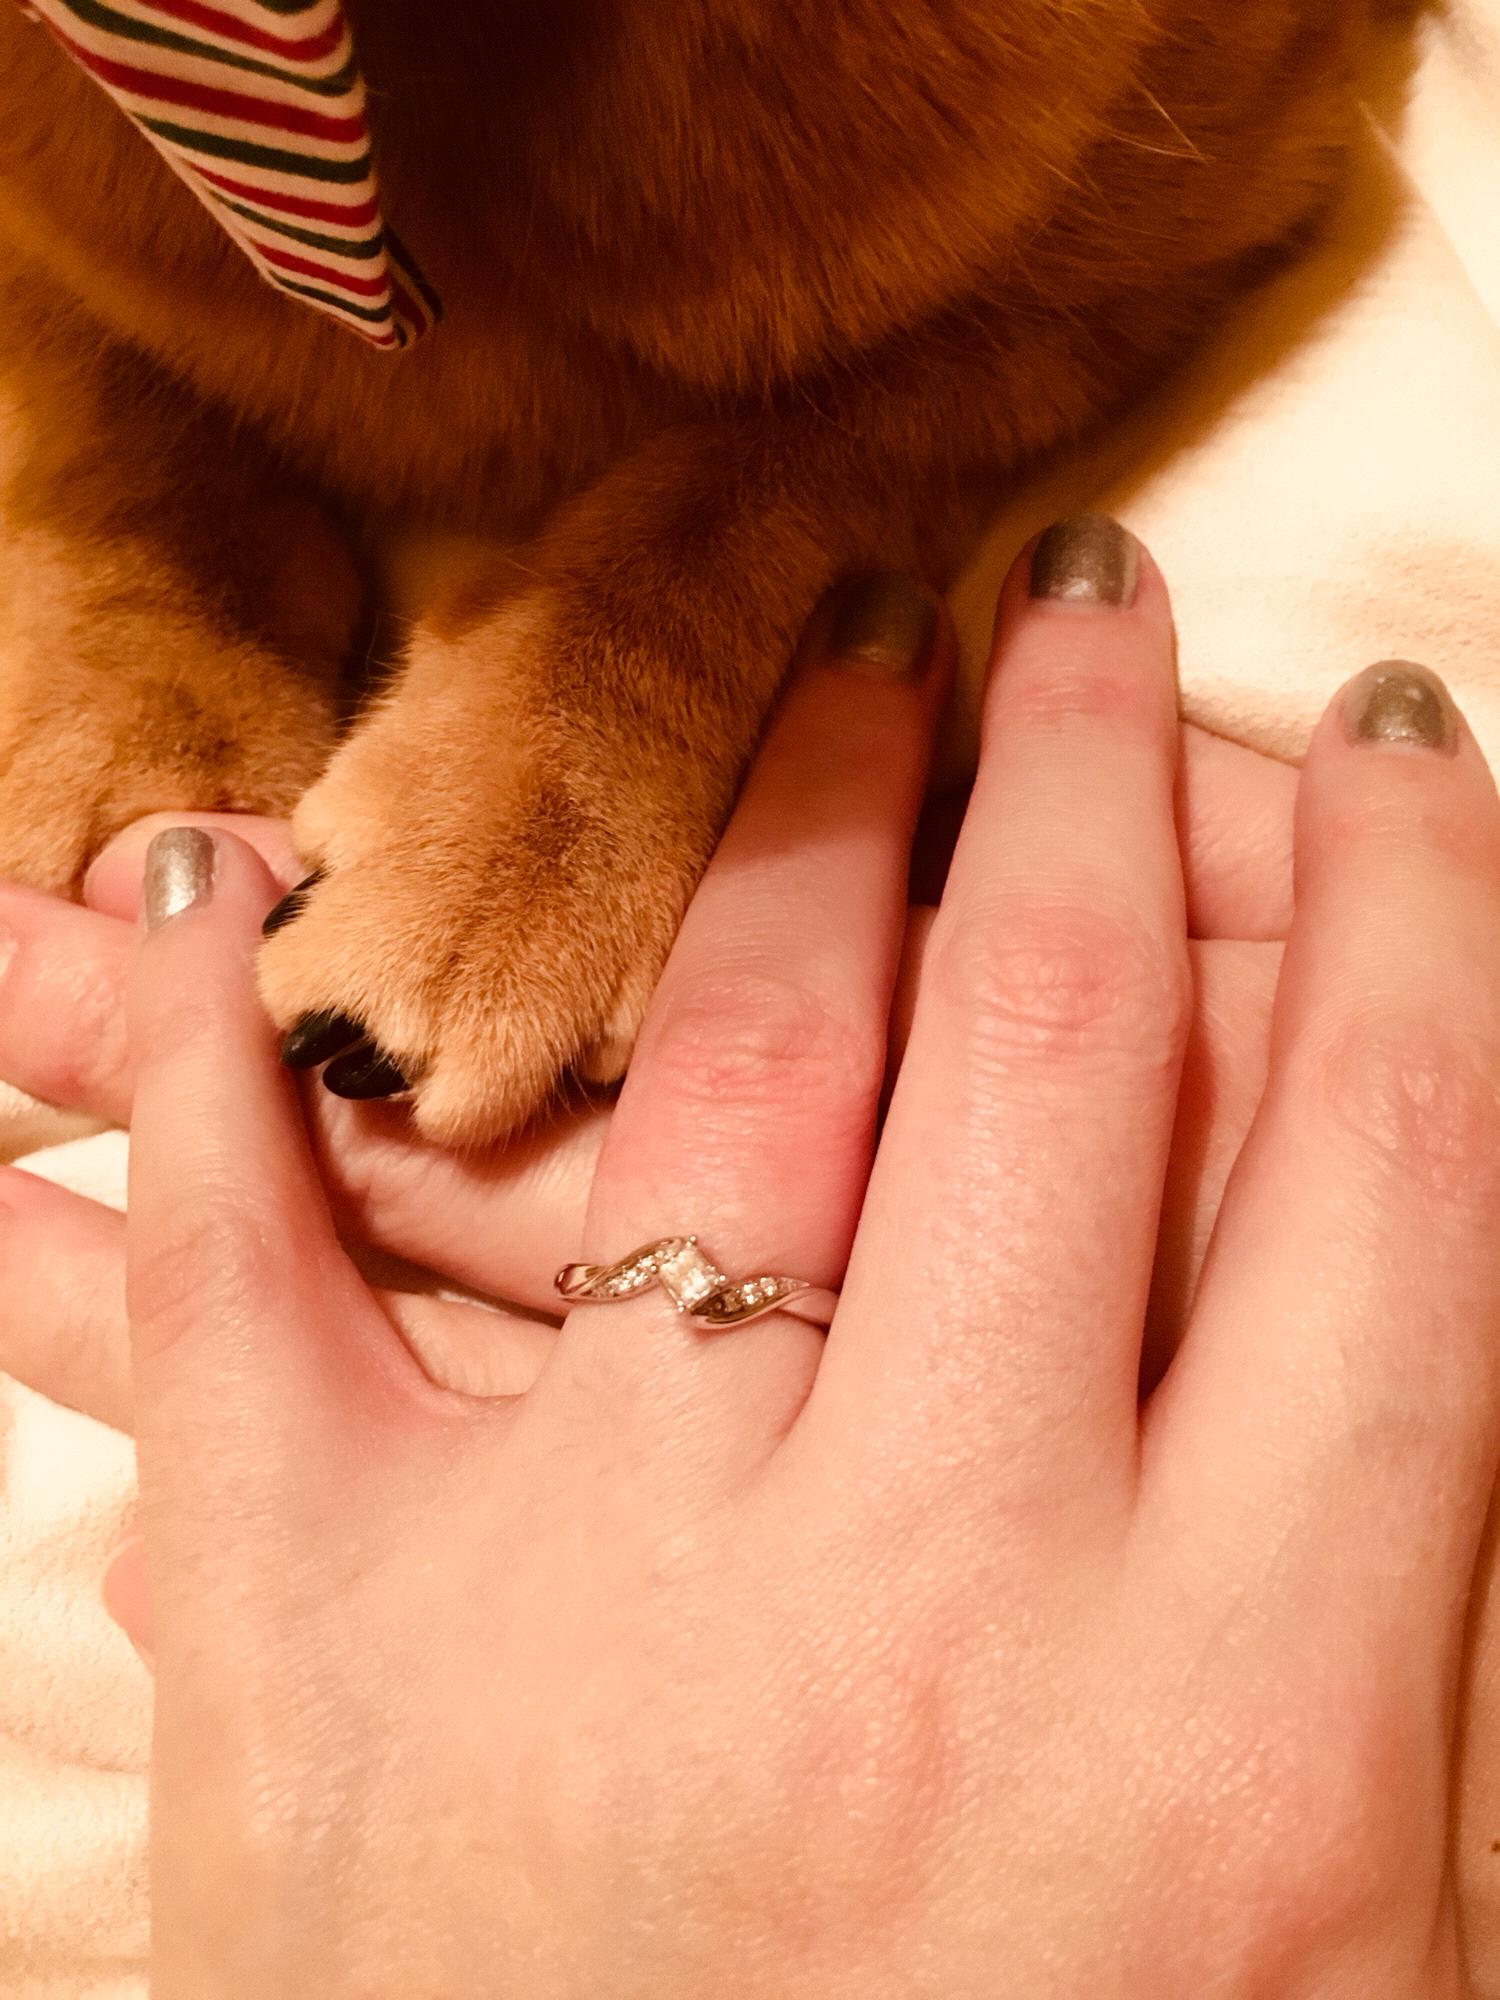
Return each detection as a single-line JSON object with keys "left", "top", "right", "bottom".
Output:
{"left": 256, "top": 675, "right": 712, "bottom": 1147}
{"left": 0, "top": 641, "right": 338, "bottom": 893}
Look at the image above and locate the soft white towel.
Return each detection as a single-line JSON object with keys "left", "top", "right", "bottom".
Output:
{"left": 0, "top": 1132, "right": 147, "bottom": 1996}
{"left": 4, "top": 7, "right": 1498, "bottom": 1986}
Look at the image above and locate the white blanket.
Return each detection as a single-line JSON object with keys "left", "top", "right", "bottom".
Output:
{"left": 4, "top": 7, "right": 1499, "bottom": 1986}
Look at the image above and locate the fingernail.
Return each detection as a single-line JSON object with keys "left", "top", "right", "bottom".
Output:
{"left": 1029, "top": 516, "right": 1141, "bottom": 607}
{"left": 261, "top": 869, "right": 323, "bottom": 937}
{"left": 323, "top": 1042, "right": 413, "bottom": 1100}
{"left": 100, "top": 1535, "right": 153, "bottom": 1670}
{"left": 825, "top": 574, "right": 940, "bottom": 681}
{"left": 280, "top": 1008, "right": 364, "bottom": 1069}
{"left": 143, "top": 828, "right": 216, "bottom": 930}
{"left": 1343, "top": 660, "right": 1459, "bottom": 753}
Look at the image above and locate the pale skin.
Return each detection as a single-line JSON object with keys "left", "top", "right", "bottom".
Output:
{"left": 3, "top": 530, "right": 1500, "bottom": 1993}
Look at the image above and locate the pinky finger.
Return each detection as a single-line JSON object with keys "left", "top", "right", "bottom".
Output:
{"left": 0, "top": 1165, "right": 557, "bottom": 1434}
{"left": 102, "top": 1534, "right": 152, "bottom": 1668}
{"left": 0, "top": 1167, "right": 130, "bottom": 1431}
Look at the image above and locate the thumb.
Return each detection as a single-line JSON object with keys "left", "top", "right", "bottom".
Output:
{"left": 127, "top": 828, "right": 400, "bottom": 1523}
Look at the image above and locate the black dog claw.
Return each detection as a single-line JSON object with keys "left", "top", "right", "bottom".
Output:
{"left": 322, "top": 1042, "right": 413, "bottom": 1100}
{"left": 280, "top": 1008, "right": 364, "bottom": 1070}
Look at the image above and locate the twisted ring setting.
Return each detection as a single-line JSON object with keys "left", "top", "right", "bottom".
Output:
{"left": 555, "top": 1237, "right": 837, "bottom": 1331}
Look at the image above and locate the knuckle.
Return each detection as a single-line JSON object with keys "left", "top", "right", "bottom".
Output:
{"left": 1335, "top": 1361, "right": 1484, "bottom": 1488}
{"left": 933, "top": 899, "right": 1188, "bottom": 1075}
{"left": 1002, "top": 666, "right": 1166, "bottom": 732}
{"left": 127, "top": 1188, "right": 281, "bottom": 1365}
{"left": 1192, "top": 1685, "right": 1420, "bottom": 1968}
{"left": 1310, "top": 1014, "right": 1500, "bottom": 1210}
{"left": 26, "top": 937, "right": 131, "bottom": 1112}
{"left": 646, "top": 967, "right": 885, "bottom": 1128}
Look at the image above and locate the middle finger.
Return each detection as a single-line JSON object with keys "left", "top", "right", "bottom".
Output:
{"left": 812, "top": 518, "right": 1187, "bottom": 1518}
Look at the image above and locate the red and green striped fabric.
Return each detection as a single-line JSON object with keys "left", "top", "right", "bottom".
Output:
{"left": 16, "top": 0, "right": 440, "bottom": 349}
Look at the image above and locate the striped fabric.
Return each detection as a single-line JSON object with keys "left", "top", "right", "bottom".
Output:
{"left": 16, "top": 0, "right": 440, "bottom": 349}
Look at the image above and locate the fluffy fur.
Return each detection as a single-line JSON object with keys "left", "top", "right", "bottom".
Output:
{"left": 0, "top": 0, "right": 1403, "bottom": 1140}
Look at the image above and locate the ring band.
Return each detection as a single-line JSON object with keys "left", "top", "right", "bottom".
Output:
{"left": 555, "top": 1236, "right": 838, "bottom": 1332}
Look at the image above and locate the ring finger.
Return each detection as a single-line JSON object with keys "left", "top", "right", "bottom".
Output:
{"left": 534, "top": 573, "right": 952, "bottom": 1467}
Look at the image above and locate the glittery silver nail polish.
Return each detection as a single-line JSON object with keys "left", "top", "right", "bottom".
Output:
{"left": 143, "top": 827, "right": 216, "bottom": 930}
{"left": 1343, "top": 660, "right": 1459, "bottom": 753}
{"left": 826, "top": 574, "right": 940, "bottom": 681}
{"left": 1029, "top": 516, "right": 1141, "bottom": 608}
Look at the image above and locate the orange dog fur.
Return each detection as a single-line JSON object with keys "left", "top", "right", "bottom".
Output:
{"left": 0, "top": 0, "right": 1407, "bottom": 1140}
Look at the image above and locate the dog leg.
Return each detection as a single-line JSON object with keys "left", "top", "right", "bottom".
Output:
{"left": 254, "top": 408, "right": 970, "bottom": 1144}
{"left": 0, "top": 303, "right": 361, "bottom": 891}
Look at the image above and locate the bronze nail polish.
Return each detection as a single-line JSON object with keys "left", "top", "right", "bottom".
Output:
{"left": 1343, "top": 660, "right": 1459, "bottom": 753}
{"left": 826, "top": 574, "right": 940, "bottom": 681}
{"left": 1029, "top": 516, "right": 1141, "bottom": 608}
{"left": 143, "top": 827, "right": 216, "bottom": 930}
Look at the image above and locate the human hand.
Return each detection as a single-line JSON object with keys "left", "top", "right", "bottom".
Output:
{"left": 52, "top": 521, "right": 1500, "bottom": 1996}
{"left": 0, "top": 654, "right": 1293, "bottom": 1431}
